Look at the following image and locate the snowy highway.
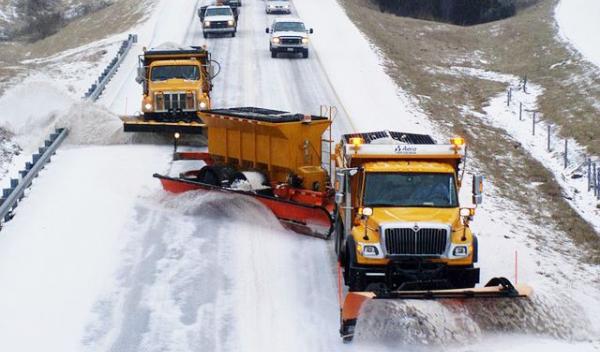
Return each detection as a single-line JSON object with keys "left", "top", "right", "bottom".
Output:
{"left": 0, "top": 0, "right": 599, "bottom": 351}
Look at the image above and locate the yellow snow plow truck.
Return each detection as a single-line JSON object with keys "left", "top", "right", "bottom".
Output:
{"left": 333, "top": 131, "right": 532, "bottom": 341}
{"left": 121, "top": 46, "right": 218, "bottom": 134}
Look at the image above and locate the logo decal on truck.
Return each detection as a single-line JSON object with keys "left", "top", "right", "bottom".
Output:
{"left": 394, "top": 145, "right": 417, "bottom": 154}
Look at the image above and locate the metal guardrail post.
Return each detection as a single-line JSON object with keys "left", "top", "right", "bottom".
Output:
{"left": 0, "top": 128, "right": 69, "bottom": 226}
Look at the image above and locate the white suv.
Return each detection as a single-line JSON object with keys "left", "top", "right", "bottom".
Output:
{"left": 266, "top": 18, "right": 313, "bottom": 58}
{"left": 266, "top": 0, "right": 291, "bottom": 14}
{"left": 202, "top": 5, "right": 237, "bottom": 38}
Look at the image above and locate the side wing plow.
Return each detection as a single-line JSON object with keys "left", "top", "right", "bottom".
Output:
{"left": 339, "top": 277, "right": 533, "bottom": 342}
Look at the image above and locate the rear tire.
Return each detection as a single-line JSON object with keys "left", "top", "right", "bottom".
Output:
{"left": 197, "top": 165, "right": 236, "bottom": 187}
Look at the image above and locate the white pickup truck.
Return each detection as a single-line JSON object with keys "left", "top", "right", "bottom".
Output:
{"left": 202, "top": 5, "right": 237, "bottom": 38}
{"left": 265, "top": 0, "right": 291, "bottom": 14}
{"left": 266, "top": 18, "right": 313, "bottom": 58}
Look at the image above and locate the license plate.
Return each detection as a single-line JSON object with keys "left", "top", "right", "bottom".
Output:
{"left": 287, "top": 48, "right": 294, "bottom": 52}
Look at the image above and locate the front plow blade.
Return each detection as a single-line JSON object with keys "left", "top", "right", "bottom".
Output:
{"left": 154, "top": 174, "right": 333, "bottom": 239}
{"left": 121, "top": 116, "right": 206, "bottom": 134}
{"left": 340, "top": 277, "right": 533, "bottom": 342}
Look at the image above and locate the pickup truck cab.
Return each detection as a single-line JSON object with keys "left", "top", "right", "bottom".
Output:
{"left": 266, "top": 18, "right": 313, "bottom": 58}
{"left": 202, "top": 5, "right": 237, "bottom": 38}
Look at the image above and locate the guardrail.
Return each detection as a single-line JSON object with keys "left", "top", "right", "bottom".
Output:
{"left": 0, "top": 128, "right": 69, "bottom": 226}
{"left": 83, "top": 33, "right": 137, "bottom": 101}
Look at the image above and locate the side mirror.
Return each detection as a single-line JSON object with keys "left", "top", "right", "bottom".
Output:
{"left": 265, "top": 27, "right": 270, "bottom": 34}
{"left": 472, "top": 175, "right": 483, "bottom": 205}
{"left": 209, "top": 64, "right": 215, "bottom": 80}
{"left": 309, "top": 28, "right": 314, "bottom": 34}
{"left": 135, "top": 67, "right": 146, "bottom": 84}
{"left": 362, "top": 207, "right": 373, "bottom": 217}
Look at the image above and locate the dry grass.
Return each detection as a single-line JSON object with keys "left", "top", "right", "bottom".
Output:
{"left": 0, "top": 0, "right": 152, "bottom": 94}
{"left": 339, "top": 0, "right": 600, "bottom": 263}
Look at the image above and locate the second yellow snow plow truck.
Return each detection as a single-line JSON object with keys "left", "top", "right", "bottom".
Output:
{"left": 333, "top": 131, "right": 532, "bottom": 342}
{"left": 121, "top": 46, "right": 218, "bottom": 134}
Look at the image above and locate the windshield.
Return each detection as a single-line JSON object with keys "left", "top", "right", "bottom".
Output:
{"left": 206, "top": 8, "right": 232, "bottom": 16}
{"left": 151, "top": 65, "right": 200, "bottom": 81}
{"left": 273, "top": 22, "right": 305, "bottom": 32}
{"left": 364, "top": 173, "right": 458, "bottom": 208}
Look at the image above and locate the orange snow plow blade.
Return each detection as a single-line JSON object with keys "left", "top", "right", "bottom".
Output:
{"left": 339, "top": 277, "right": 532, "bottom": 342}
{"left": 154, "top": 174, "right": 334, "bottom": 239}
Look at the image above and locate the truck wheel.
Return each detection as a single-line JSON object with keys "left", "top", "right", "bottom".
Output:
{"left": 334, "top": 214, "right": 344, "bottom": 261}
{"left": 231, "top": 31, "right": 236, "bottom": 38}
{"left": 203, "top": 32, "right": 208, "bottom": 39}
{"left": 271, "top": 50, "right": 277, "bottom": 58}
{"left": 302, "top": 49, "right": 309, "bottom": 59}
{"left": 345, "top": 238, "right": 364, "bottom": 291}
{"left": 197, "top": 165, "right": 236, "bottom": 187}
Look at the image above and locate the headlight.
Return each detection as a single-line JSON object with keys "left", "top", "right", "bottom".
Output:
{"left": 199, "top": 101, "right": 207, "bottom": 109}
{"left": 362, "top": 245, "right": 379, "bottom": 257}
{"left": 302, "top": 37, "right": 309, "bottom": 44}
{"left": 228, "top": 20, "right": 234, "bottom": 26}
{"left": 357, "top": 242, "right": 383, "bottom": 258}
{"left": 452, "top": 245, "right": 468, "bottom": 257}
{"left": 204, "top": 21, "right": 210, "bottom": 27}
{"left": 144, "top": 103, "right": 153, "bottom": 111}
{"left": 272, "top": 37, "right": 280, "bottom": 44}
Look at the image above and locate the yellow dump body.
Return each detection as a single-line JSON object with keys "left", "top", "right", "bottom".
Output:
{"left": 200, "top": 108, "right": 331, "bottom": 191}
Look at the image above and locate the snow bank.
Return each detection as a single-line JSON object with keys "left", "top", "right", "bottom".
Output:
{"left": 555, "top": 0, "right": 600, "bottom": 68}
{"left": 0, "top": 78, "right": 76, "bottom": 150}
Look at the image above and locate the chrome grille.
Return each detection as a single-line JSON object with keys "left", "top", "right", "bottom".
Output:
{"left": 156, "top": 92, "right": 194, "bottom": 112}
{"left": 210, "top": 21, "right": 229, "bottom": 28}
{"left": 281, "top": 37, "right": 301, "bottom": 45}
{"left": 384, "top": 227, "right": 447, "bottom": 256}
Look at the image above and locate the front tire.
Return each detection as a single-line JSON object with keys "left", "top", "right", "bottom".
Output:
{"left": 231, "top": 31, "right": 236, "bottom": 38}
{"left": 203, "top": 32, "right": 208, "bottom": 39}
{"left": 271, "top": 50, "right": 277, "bottom": 58}
{"left": 302, "top": 49, "right": 309, "bottom": 58}
{"left": 344, "top": 237, "right": 365, "bottom": 291}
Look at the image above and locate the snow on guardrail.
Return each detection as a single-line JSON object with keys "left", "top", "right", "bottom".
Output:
{"left": 0, "top": 128, "right": 69, "bottom": 228}
{"left": 83, "top": 34, "right": 138, "bottom": 101}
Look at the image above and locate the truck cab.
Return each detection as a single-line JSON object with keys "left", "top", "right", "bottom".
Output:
{"left": 266, "top": 18, "right": 313, "bottom": 58}
{"left": 202, "top": 5, "right": 237, "bottom": 38}
{"left": 136, "top": 47, "right": 213, "bottom": 122}
{"left": 334, "top": 131, "right": 483, "bottom": 292}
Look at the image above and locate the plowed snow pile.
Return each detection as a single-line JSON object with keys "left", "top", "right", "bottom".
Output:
{"left": 355, "top": 291, "right": 595, "bottom": 346}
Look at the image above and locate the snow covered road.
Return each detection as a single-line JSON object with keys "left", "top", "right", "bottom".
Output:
{"left": 0, "top": 0, "right": 599, "bottom": 351}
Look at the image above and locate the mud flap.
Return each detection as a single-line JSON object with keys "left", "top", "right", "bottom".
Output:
{"left": 154, "top": 174, "right": 334, "bottom": 239}
{"left": 339, "top": 277, "right": 533, "bottom": 342}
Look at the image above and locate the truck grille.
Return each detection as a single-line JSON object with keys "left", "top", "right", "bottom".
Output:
{"left": 384, "top": 227, "right": 447, "bottom": 256}
{"left": 210, "top": 21, "right": 229, "bottom": 28}
{"left": 155, "top": 92, "right": 195, "bottom": 112}
{"left": 281, "top": 37, "right": 301, "bottom": 45}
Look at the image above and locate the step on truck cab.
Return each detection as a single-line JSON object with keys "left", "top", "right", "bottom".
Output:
{"left": 333, "top": 131, "right": 484, "bottom": 292}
